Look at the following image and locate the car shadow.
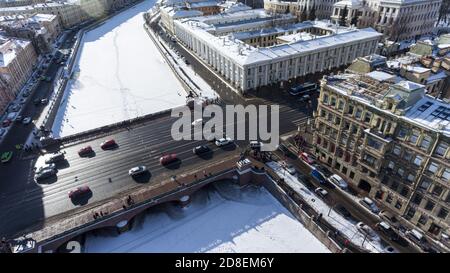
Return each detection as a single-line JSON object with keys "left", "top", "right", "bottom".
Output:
{"left": 80, "top": 151, "right": 96, "bottom": 158}
{"left": 197, "top": 150, "right": 214, "bottom": 160}
{"left": 102, "top": 144, "right": 119, "bottom": 151}
{"left": 219, "top": 144, "right": 236, "bottom": 151}
{"left": 36, "top": 175, "right": 58, "bottom": 185}
{"left": 55, "top": 159, "right": 70, "bottom": 169}
{"left": 132, "top": 171, "right": 152, "bottom": 183}
{"left": 163, "top": 159, "right": 182, "bottom": 169}
{"left": 71, "top": 191, "right": 93, "bottom": 206}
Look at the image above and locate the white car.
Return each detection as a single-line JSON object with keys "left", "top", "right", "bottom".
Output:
{"left": 314, "top": 187, "right": 328, "bottom": 198}
{"left": 359, "top": 197, "right": 380, "bottom": 214}
{"left": 36, "top": 163, "right": 56, "bottom": 174}
{"left": 249, "top": 141, "right": 262, "bottom": 149}
{"left": 22, "top": 117, "right": 32, "bottom": 125}
{"left": 284, "top": 163, "right": 296, "bottom": 175}
{"left": 328, "top": 174, "right": 348, "bottom": 190}
{"left": 215, "top": 137, "right": 232, "bottom": 147}
{"left": 356, "top": 222, "right": 378, "bottom": 240}
{"left": 191, "top": 119, "right": 204, "bottom": 126}
{"left": 128, "top": 166, "right": 147, "bottom": 176}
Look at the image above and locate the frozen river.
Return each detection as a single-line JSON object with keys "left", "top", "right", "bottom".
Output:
{"left": 83, "top": 182, "right": 330, "bottom": 253}
{"left": 52, "top": 0, "right": 186, "bottom": 137}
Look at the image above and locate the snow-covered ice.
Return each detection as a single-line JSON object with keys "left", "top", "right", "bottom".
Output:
{"left": 83, "top": 182, "right": 330, "bottom": 253}
{"left": 51, "top": 0, "right": 186, "bottom": 137}
{"left": 267, "top": 161, "right": 393, "bottom": 253}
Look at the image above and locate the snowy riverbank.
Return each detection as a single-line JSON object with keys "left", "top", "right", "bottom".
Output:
{"left": 84, "top": 182, "right": 330, "bottom": 253}
{"left": 51, "top": 0, "right": 186, "bottom": 137}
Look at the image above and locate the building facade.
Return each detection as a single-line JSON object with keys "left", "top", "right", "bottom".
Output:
{"left": 264, "top": 0, "right": 340, "bottom": 20}
{"left": 313, "top": 73, "right": 450, "bottom": 240}
{"left": 172, "top": 9, "right": 381, "bottom": 92}
{"left": 0, "top": 13, "right": 62, "bottom": 53}
{"left": 0, "top": 36, "right": 37, "bottom": 113}
{"left": 331, "top": 0, "right": 442, "bottom": 41}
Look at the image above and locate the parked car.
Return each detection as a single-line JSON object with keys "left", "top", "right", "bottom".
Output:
{"left": 41, "top": 98, "right": 48, "bottom": 105}
{"left": 22, "top": 117, "right": 32, "bottom": 125}
{"left": 379, "top": 210, "right": 401, "bottom": 229}
{"left": 33, "top": 98, "right": 41, "bottom": 105}
{"left": 193, "top": 145, "right": 210, "bottom": 155}
{"left": 283, "top": 163, "right": 296, "bottom": 175}
{"left": 45, "top": 152, "right": 65, "bottom": 164}
{"left": 314, "top": 187, "right": 328, "bottom": 198}
{"left": 359, "top": 197, "right": 380, "bottom": 214}
{"left": 249, "top": 141, "right": 262, "bottom": 149}
{"left": 299, "top": 152, "right": 316, "bottom": 165}
{"left": 310, "top": 168, "right": 327, "bottom": 184}
{"left": 78, "top": 146, "right": 93, "bottom": 156}
{"left": 68, "top": 186, "right": 91, "bottom": 199}
{"left": 35, "top": 168, "right": 57, "bottom": 181}
{"left": 376, "top": 221, "right": 397, "bottom": 239}
{"left": 128, "top": 166, "right": 147, "bottom": 176}
{"left": 1, "top": 151, "right": 13, "bottom": 163}
{"left": 15, "top": 115, "right": 23, "bottom": 122}
{"left": 36, "top": 163, "right": 56, "bottom": 174}
{"left": 160, "top": 154, "right": 178, "bottom": 165}
{"left": 2, "top": 119, "right": 12, "bottom": 127}
{"left": 328, "top": 174, "right": 348, "bottom": 190}
{"left": 405, "top": 229, "right": 427, "bottom": 246}
{"left": 356, "top": 222, "right": 378, "bottom": 240}
{"left": 312, "top": 164, "right": 333, "bottom": 178}
{"left": 215, "top": 137, "right": 232, "bottom": 147}
{"left": 299, "top": 94, "right": 311, "bottom": 102}
{"left": 100, "top": 139, "right": 116, "bottom": 150}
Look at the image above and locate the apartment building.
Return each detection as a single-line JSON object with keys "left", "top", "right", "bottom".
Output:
{"left": 312, "top": 72, "right": 450, "bottom": 240}
{"left": 264, "top": 0, "right": 340, "bottom": 20}
{"left": 331, "top": 0, "right": 442, "bottom": 41}
{"left": 0, "top": 13, "right": 62, "bottom": 53}
{"left": 0, "top": 36, "right": 37, "bottom": 113}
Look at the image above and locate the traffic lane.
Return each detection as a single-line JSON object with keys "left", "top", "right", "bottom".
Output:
{"left": 278, "top": 151, "right": 417, "bottom": 253}
{"left": 0, "top": 137, "right": 239, "bottom": 237}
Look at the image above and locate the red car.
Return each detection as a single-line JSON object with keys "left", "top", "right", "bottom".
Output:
{"left": 68, "top": 186, "right": 90, "bottom": 199}
{"left": 2, "top": 119, "right": 11, "bottom": 128}
{"left": 78, "top": 146, "right": 93, "bottom": 156}
{"left": 100, "top": 139, "right": 116, "bottom": 150}
{"left": 299, "top": 152, "right": 316, "bottom": 165}
{"left": 160, "top": 154, "right": 178, "bottom": 165}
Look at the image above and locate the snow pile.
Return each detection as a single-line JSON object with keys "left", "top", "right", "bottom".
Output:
{"left": 84, "top": 182, "right": 330, "bottom": 253}
{"left": 51, "top": 0, "right": 186, "bottom": 138}
{"left": 266, "top": 161, "right": 390, "bottom": 253}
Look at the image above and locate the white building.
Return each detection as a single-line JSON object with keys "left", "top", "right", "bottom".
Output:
{"left": 264, "top": 0, "right": 340, "bottom": 20}
{"left": 173, "top": 9, "right": 382, "bottom": 92}
{"left": 331, "top": 0, "right": 442, "bottom": 41}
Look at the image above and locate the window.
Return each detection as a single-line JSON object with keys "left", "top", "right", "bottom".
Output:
{"left": 393, "top": 145, "right": 401, "bottom": 156}
{"left": 420, "top": 135, "right": 432, "bottom": 150}
{"left": 413, "top": 156, "right": 423, "bottom": 166}
{"left": 442, "top": 168, "right": 450, "bottom": 181}
{"left": 425, "top": 200, "right": 435, "bottom": 211}
{"left": 397, "top": 126, "right": 408, "bottom": 139}
{"left": 432, "top": 185, "right": 443, "bottom": 197}
{"left": 427, "top": 162, "right": 439, "bottom": 173}
{"left": 364, "top": 112, "right": 372, "bottom": 123}
{"left": 400, "top": 187, "right": 409, "bottom": 197}
{"left": 337, "top": 100, "right": 345, "bottom": 111}
{"left": 367, "top": 138, "right": 382, "bottom": 150}
{"left": 407, "top": 173, "right": 415, "bottom": 183}
{"left": 434, "top": 142, "right": 448, "bottom": 157}
{"left": 395, "top": 200, "right": 403, "bottom": 210}
{"left": 355, "top": 108, "right": 363, "bottom": 119}
{"left": 347, "top": 104, "right": 354, "bottom": 115}
{"left": 386, "top": 194, "right": 393, "bottom": 204}
{"left": 405, "top": 207, "right": 416, "bottom": 219}
{"left": 419, "top": 179, "right": 431, "bottom": 191}
{"left": 330, "top": 97, "right": 336, "bottom": 107}
{"left": 403, "top": 151, "right": 412, "bottom": 161}
{"left": 438, "top": 208, "right": 448, "bottom": 219}
{"left": 412, "top": 193, "right": 423, "bottom": 205}
{"left": 418, "top": 214, "right": 428, "bottom": 225}
{"left": 409, "top": 130, "right": 420, "bottom": 144}
{"left": 397, "top": 168, "right": 405, "bottom": 177}
{"left": 388, "top": 161, "right": 395, "bottom": 169}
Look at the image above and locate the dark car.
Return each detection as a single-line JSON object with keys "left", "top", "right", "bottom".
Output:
{"left": 100, "top": 139, "right": 116, "bottom": 150}
{"left": 78, "top": 146, "right": 93, "bottom": 156}
{"left": 68, "top": 186, "right": 91, "bottom": 199}
{"left": 193, "top": 145, "right": 210, "bottom": 155}
{"left": 160, "top": 154, "right": 178, "bottom": 165}
{"left": 34, "top": 168, "right": 57, "bottom": 181}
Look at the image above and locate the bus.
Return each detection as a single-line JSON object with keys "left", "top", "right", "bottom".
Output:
{"left": 289, "top": 82, "right": 317, "bottom": 96}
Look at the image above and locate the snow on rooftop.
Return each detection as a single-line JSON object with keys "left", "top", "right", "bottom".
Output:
{"left": 84, "top": 182, "right": 330, "bottom": 253}
{"left": 366, "top": 71, "right": 395, "bottom": 82}
{"left": 405, "top": 96, "right": 450, "bottom": 136}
